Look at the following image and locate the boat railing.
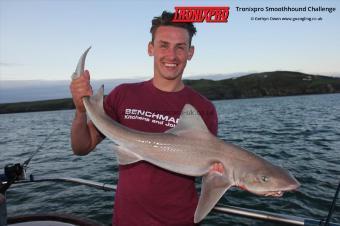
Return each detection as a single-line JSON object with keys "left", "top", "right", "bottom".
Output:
{"left": 3, "top": 175, "right": 337, "bottom": 226}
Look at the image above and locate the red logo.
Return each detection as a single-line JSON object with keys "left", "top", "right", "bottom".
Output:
{"left": 173, "top": 6, "right": 230, "bottom": 23}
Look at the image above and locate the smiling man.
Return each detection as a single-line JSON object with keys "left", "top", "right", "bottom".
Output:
{"left": 70, "top": 11, "right": 221, "bottom": 225}
{"left": 149, "top": 25, "right": 194, "bottom": 91}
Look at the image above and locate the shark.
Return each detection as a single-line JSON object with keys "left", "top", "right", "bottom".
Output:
{"left": 71, "top": 47, "right": 300, "bottom": 223}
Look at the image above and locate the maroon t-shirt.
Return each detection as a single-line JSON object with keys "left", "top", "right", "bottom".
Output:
{"left": 103, "top": 79, "right": 218, "bottom": 226}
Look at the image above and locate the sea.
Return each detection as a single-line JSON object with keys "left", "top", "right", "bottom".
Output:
{"left": 1, "top": 94, "right": 339, "bottom": 226}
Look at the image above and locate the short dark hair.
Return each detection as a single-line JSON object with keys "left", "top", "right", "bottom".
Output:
{"left": 150, "top": 11, "right": 197, "bottom": 46}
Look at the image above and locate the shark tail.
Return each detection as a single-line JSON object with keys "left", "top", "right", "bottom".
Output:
{"left": 71, "top": 46, "right": 92, "bottom": 80}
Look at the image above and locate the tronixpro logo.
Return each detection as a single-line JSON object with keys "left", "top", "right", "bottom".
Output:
{"left": 173, "top": 6, "right": 230, "bottom": 23}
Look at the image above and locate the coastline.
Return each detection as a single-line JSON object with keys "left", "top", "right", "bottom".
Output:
{"left": 1, "top": 71, "right": 340, "bottom": 114}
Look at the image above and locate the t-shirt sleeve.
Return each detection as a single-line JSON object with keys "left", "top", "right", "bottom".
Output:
{"left": 103, "top": 85, "right": 123, "bottom": 122}
{"left": 207, "top": 103, "right": 218, "bottom": 136}
{"left": 197, "top": 100, "right": 218, "bottom": 136}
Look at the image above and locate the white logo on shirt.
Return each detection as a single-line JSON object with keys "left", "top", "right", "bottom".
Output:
{"left": 124, "top": 108, "right": 179, "bottom": 128}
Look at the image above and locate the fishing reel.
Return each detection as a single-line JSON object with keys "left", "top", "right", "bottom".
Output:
{"left": 0, "top": 163, "right": 26, "bottom": 193}
{"left": 5, "top": 163, "right": 26, "bottom": 181}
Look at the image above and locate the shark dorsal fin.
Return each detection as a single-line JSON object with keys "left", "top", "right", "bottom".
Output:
{"left": 83, "top": 85, "right": 106, "bottom": 118}
{"left": 166, "top": 104, "right": 211, "bottom": 137}
{"left": 92, "top": 85, "right": 104, "bottom": 105}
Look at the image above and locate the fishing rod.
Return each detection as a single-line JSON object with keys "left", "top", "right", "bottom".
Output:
{"left": 22, "top": 128, "right": 59, "bottom": 170}
{"left": 324, "top": 180, "right": 340, "bottom": 226}
{"left": 0, "top": 128, "right": 59, "bottom": 194}
{"left": 0, "top": 128, "right": 59, "bottom": 226}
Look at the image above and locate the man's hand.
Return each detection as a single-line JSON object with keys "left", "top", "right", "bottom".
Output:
{"left": 70, "top": 70, "right": 93, "bottom": 113}
{"left": 210, "top": 163, "right": 224, "bottom": 174}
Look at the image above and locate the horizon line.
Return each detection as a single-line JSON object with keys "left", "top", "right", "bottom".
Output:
{"left": 1, "top": 70, "right": 340, "bottom": 82}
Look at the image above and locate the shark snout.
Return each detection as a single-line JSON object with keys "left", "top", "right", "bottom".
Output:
{"left": 285, "top": 178, "right": 301, "bottom": 191}
{"left": 267, "top": 175, "right": 300, "bottom": 197}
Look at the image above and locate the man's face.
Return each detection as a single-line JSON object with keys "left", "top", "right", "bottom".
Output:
{"left": 148, "top": 26, "right": 194, "bottom": 81}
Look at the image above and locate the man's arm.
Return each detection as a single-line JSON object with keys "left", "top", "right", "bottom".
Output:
{"left": 70, "top": 70, "right": 103, "bottom": 155}
{"left": 71, "top": 112, "right": 103, "bottom": 155}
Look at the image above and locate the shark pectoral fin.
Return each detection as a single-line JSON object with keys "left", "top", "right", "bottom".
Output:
{"left": 115, "top": 146, "right": 142, "bottom": 165}
{"left": 194, "top": 172, "right": 232, "bottom": 223}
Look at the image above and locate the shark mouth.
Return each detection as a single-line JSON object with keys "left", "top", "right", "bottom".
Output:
{"left": 239, "top": 185, "right": 287, "bottom": 197}
{"left": 260, "top": 185, "right": 300, "bottom": 197}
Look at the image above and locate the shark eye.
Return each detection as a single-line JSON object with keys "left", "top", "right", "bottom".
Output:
{"left": 261, "top": 176, "right": 269, "bottom": 182}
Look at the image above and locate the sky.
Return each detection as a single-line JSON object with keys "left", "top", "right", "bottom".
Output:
{"left": 0, "top": 0, "right": 339, "bottom": 81}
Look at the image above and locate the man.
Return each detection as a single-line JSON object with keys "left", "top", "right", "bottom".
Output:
{"left": 70, "top": 11, "right": 223, "bottom": 225}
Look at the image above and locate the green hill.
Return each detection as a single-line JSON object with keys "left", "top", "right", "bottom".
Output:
{"left": 184, "top": 71, "right": 340, "bottom": 100}
{"left": 1, "top": 71, "right": 339, "bottom": 114}
{"left": 0, "top": 98, "right": 75, "bottom": 114}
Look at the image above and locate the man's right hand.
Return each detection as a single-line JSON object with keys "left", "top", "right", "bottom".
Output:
{"left": 70, "top": 70, "right": 93, "bottom": 113}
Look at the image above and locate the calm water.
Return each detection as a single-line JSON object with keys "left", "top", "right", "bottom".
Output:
{"left": 1, "top": 94, "right": 339, "bottom": 225}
